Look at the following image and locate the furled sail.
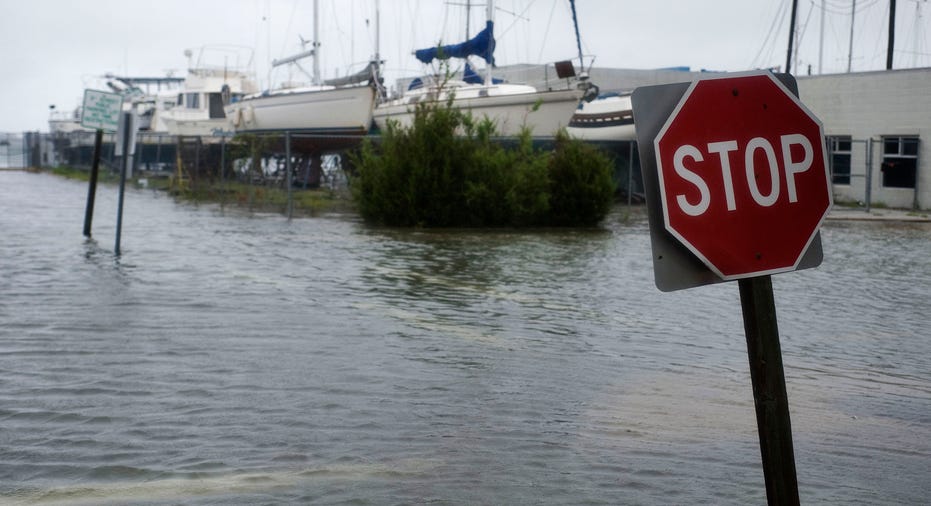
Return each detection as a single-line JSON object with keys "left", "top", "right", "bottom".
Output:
{"left": 323, "top": 61, "right": 379, "bottom": 87}
{"left": 414, "top": 21, "right": 496, "bottom": 65}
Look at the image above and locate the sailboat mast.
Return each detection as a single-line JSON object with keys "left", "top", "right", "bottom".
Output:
{"left": 485, "top": 0, "right": 494, "bottom": 87}
{"left": 313, "top": 0, "right": 321, "bottom": 84}
{"left": 818, "top": 0, "right": 825, "bottom": 74}
{"left": 569, "top": 0, "right": 585, "bottom": 72}
{"left": 376, "top": 0, "right": 381, "bottom": 65}
{"left": 466, "top": 0, "right": 471, "bottom": 38}
{"left": 374, "top": 0, "right": 382, "bottom": 91}
{"left": 847, "top": 0, "right": 857, "bottom": 73}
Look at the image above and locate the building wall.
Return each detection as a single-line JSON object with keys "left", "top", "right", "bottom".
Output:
{"left": 569, "top": 66, "right": 931, "bottom": 210}
{"left": 797, "top": 68, "right": 929, "bottom": 210}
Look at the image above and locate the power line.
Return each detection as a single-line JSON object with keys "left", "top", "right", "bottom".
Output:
{"left": 751, "top": 0, "right": 790, "bottom": 69}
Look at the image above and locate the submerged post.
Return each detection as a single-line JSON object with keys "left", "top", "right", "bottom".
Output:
{"left": 114, "top": 112, "right": 133, "bottom": 256}
{"left": 220, "top": 134, "right": 226, "bottom": 184}
{"left": 865, "top": 140, "right": 874, "bottom": 213}
{"left": 285, "top": 131, "right": 293, "bottom": 219}
{"left": 739, "top": 276, "right": 800, "bottom": 505}
{"left": 627, "top": 141, "right": 634, "bottom": 207}
{"left": 82, "top": 129, "right": 104, "bottom": 237}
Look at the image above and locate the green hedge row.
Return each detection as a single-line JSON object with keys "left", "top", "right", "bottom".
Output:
{"left": 351, "top": 100, "right": 615, "bottom": 227}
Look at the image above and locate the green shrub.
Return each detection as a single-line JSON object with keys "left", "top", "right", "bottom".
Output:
{"left": 547, "top": 130, "right": 616, "bottom": 226}
{"left": 351, "top": 100, "right": 614, "bottom": 227}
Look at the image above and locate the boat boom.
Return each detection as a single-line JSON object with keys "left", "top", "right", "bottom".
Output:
{"left": 272, "top": 49, "right": 316, "bottom": 68}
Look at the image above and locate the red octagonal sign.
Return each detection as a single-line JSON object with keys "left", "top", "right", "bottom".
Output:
{"left": 654, "top": 72, "right": 832, "bottom": 280}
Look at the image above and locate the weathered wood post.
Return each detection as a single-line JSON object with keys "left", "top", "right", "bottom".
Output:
{"left": 82, "top": 129, "right": 104, "bottom": 237}
{"left": 740, "top": 275, "right": 800, "bottom": 504}
{"left": 285, "top": 131, "right": 293, "bottom": 219}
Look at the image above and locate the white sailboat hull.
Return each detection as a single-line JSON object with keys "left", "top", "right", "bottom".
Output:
{"left": 566, "top": 94, "right": 636, "bottom": 141}
{"left": 373, "top": 85, "right": 582, "bottom": 137}
{"left": 227, "top": 85, "right": 376, "bottom": 135}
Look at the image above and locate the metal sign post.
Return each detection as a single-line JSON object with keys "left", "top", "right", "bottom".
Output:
{"left": 114, "top": 112, "right": 135, "bottom": 256}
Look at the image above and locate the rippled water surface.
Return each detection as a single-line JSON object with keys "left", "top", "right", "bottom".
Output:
{"left": 1, "top": 171, "right": 929, "bottom": 505}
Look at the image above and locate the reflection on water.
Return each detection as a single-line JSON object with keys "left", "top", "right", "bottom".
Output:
{"left": 1, "top": 171, "right": 929, "bottom": 505}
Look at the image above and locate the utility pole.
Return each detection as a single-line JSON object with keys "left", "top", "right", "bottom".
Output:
{"left": 887, "top": 0, "right": 897, "bottom": 69}
{"left": 786, "top": 0, "right": 799, "bottom": 74}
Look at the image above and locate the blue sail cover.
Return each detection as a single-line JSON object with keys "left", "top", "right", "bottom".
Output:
{"left": 415, "top": 21, "right": 496, "bottom": 65}
{"left": 463, "top": 63, "right": 503, "bottom": 85}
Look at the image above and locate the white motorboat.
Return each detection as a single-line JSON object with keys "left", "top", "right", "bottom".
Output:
{"left": 566, "top": 93, "right": 636, "bottom": 141}
{"left": 373, "top": 0, "right": 591, "bottom": 137}
{"left": 102, "top": 75, "right": 184, "bottom": 133}
{"left": 48, "top": 75, "right": 182, "bottom": 135}
{"left": 48, "top": 106, "right": 91, "bottom": 135}
{"left": 158, "top": 46, "right": 259, "bottom": 136}
{"left": 225, "top": 0, "right": 380, "bottom": 137}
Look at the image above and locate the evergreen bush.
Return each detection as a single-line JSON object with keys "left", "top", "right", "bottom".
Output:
{"left": 351, "top": 99, "right": 614, "bottom": 227}
{"left": 547, "top": 130, "right": 617, "bottom": 226}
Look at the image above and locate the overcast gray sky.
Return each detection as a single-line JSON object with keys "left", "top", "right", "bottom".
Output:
{"left": 2, "top": 0, "right": 927, "bottom": 132}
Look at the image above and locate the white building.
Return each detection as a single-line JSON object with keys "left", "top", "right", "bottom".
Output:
{"left": 798, "top": 68, "right": 928, "bottom": 210}
{"left": 557, "top": 64, "right": 930, "bottom": 210}
{"left": 580, "top": 65, "right": 930, "bottom": 211}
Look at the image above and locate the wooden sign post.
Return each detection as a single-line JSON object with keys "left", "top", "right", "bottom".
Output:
{"left": 80, "top": 89, "right": 122, "bottom": 238}
{"left": 632, "top": 72, "right": 833, "bottom": 505}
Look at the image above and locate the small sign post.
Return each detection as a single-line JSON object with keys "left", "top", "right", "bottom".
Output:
{"left": 81, "top": 89, "right": 122, "bottom": 238}
{"left": 632, "top": 72, "right": 832, "bottom": 505}
{"left": 114, "top": 111, "right": 136, "bottom": 256}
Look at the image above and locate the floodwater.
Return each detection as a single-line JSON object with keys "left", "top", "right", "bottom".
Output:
{"left": 1, "top": 170, "right": 929, "bottom": 505}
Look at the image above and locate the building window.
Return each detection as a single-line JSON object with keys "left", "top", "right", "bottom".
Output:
{"left": 881, "top": 136, "right": 919, "bottom": 189}
{"left": 828, "top": 136, "right": 852, "bottom": 185}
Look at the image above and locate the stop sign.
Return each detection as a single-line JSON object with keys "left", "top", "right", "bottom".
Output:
{"left": 653, "top": 72, "right": 832, "bottom": 280}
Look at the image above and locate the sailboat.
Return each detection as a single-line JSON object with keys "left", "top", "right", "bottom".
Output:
{"left": 225, "top": 0, "right": 380, "bottom": 137}
{"left": 372, "top": 0, "right": 592, "bottom": 137}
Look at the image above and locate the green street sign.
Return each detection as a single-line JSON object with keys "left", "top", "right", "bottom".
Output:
{"left": 81, "top": 89, "right": 122, "bottom": 132}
